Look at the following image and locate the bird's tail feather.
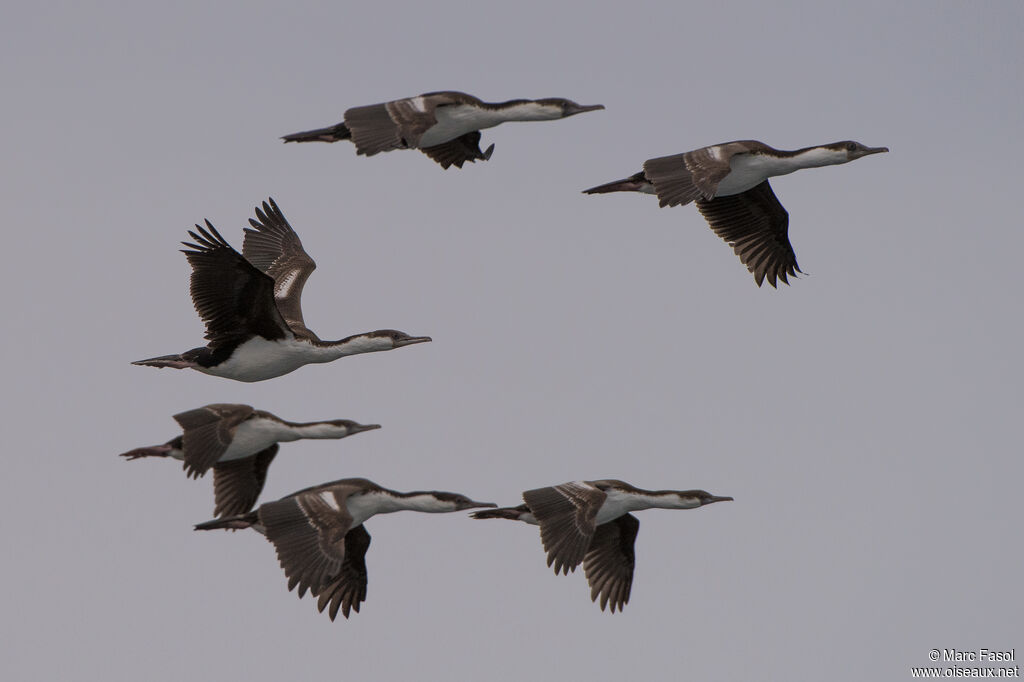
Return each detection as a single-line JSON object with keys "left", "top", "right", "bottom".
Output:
{"left": 470, "top": 506, "right": 526, "bottom": 520}
{"left": 119, "top": 444, "right": 172, "bottom": 460}
{"left": 194, "top": 512, "right": 258, "bottom": 531}
{"left": 131, "top": 354, "right": 194, "bottom": 369}
{"left": 281, "top": 122, "right": 351, "bottom": 143}
{"left": 582, "top": 171, "right": 650, "bottom": 195}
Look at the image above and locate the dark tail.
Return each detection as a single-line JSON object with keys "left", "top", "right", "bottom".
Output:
{"left": 470, "top": 505, "right": 528, "bottom": 520}
{"left": 119, "top": 444, "right": 172, "bottom": 460}
{"left": 131, "top": 353, "right": 195, "bottom": 369}
{"left": 582, "top": 171, "right": 650, "bottom": 195}
{"left": 194, "top": 512, "right": 258, "bottom": 531}
{"left": 281, "top": 122, "right": 351, "bottom": 143}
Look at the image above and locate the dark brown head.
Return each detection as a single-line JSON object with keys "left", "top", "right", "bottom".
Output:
{"left": 825, "top": 140, "right": 890, "bottom": 161}
{"left": 325, "top": 420, "right": 381, "bottom": 435}
{"left": 402, "top": 491, "right": 498, "bottom": 512}
{"left": 665, "top": 490, "right": 734, "bottom": 509}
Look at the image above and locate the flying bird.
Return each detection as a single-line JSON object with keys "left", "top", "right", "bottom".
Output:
{"left": 120, "top": 404, "right": 380, "bottom": 517}
{"left": 133, "top": 198, "right": 431, "bottom": 381}
{"left": 195, "top": 478, "right": 496, "bottom": 620}
{"left": 472, "top": 479, "right": 732, "bottom": 612}
{"left": 584, "top": 140, "right": 888, "bottom": 287}
{"left": 282, "top": 91, "right": 604, "bottom": 169}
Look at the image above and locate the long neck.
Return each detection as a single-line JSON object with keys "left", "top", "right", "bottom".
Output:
{"left": 315, "top": 334, "right": 392, "bottom": 360}
{"left": 280, "top": 421, "right": 348, "bottom": 440}
{"left": 781, "top": 146, "right": 849, "bottom": 170}
{"left": 732, "top": 147, "right": 848, "bottom": 188}
{"left": 608, "top": 489, "right": 700, "bottom": 512}
{"left": 650, "top": 494, "right": 702, "bottom": 510}
{"left": 488, "top": 101, "right": 563, "bottom": 122}
{"left": 390, "top": 492, "right": 454, "bottom": 513}
{"left": 348, "top": 492, "right": 452, "bottom": 524}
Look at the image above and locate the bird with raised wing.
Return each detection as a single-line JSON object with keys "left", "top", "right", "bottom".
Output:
{"left": 472, "top": 480, "right": 732, "bottom": 612}
{"left": 133, "top": 198, "right": 431, "bottom": 381}
{"left": 283, "top": 91, "right": 604, "bottom": 169}
{"left": 584, "top": 140, "right": 888, "bottom": 287}
{"left": 195, "top": 478, "right": 496, "bottom": 620}
{"left": 120, "top": 404, "right": 380, "bottom": 517}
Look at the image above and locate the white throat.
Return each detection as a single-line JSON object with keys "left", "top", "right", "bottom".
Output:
{"left": 323, "top": 335, "right": 393, "bottom": 358}
{"left": 491, "top": 102, "right": 563, "bottom": 122}
{"left": 393, "top": 493, "right": 454, "bottom": 513}
{"left": 286, "top": 422, "right": 348, "bottom": 440}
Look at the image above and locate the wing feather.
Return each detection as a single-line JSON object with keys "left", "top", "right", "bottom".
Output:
{"left": 696, "top": 180, "right": 801, "bottom": 288}
{"left": 211, "top": 444, "right": 279, "bottom": 517}
{"left": 180, "top": 221, "right": 290, "bottom": 343}
{"left": 242, "top": 198, "right": 317, "bottom": 339}
{"left": 522, "top": 482, "right": 605, "bottom": 575}
{"left": 315, "top": 525, "right": 371, "bottom": 620}
{"left": 258, "top": 487, "right": 353, "bottom": 597}
{"left": 583, "top": 514, "right": 639, "bottom": 613}
{"left": 420, "top": 132, "right": 494, "bottom": 169}
{"left": 173, "top": 404, "right": 255, "bottom": 478}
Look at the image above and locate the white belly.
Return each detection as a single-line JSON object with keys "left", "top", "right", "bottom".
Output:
{"left": 220, "top": 418, "right": 290, "bottom": 460}
{"left": 420, "top": 105, "right": 505, "bottom": 146}
{"left": 196, "top": 337, "right": 317, "bottom": 383}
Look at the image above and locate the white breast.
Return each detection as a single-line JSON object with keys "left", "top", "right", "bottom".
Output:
{"left": 221, "top": 417, "right": 292, "bottom": 460}
{"left": 715, "top": 154, "right": 782, "bottom": 196}
{"left": 594, "top": 489, "right": 650, "bottom": 525}
{"left": 344, "top": 492, "right": 397, "bottom": 527}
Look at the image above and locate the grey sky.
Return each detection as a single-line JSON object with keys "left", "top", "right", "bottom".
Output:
{"left": 2, "top": 1, "right": 1021, "bottom": 680}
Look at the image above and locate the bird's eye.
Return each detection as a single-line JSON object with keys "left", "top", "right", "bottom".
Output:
{"left": 846, "top": 142, "right": 857, "bottom": 152}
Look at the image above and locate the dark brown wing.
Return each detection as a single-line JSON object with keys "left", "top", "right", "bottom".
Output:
{"left": 420, "top": 132, "right": 494, "bottom": 169}
{"left": 522, "top": 481, "right": 606, "bottom": 575}
{"left": 696, "top": 180, "right": 801, "bottom": 288}
{"left": 344, "top": 94, "right": 442, "bottom": 156}
{"left": 173, "top": 404, "right": 255, "bottom": 479}
{"left": 181, "top": 221, "right": 290, "bottom": 344}
{"left": 343, "top": 102, "right": 407, "bottom": 155}
{"left": 643, "top": 141, "right": 758, "bottom": 207}
{"left": 583, "top": 514, "right": 639, "bottom": 613}
{"left": 241, "top": 199, "right": 317, "bottom": 340}
{"left": 316, "top": 525, "right": 371, "bottom": 620}
{"left": 643, "top": 152, "right": 712, "bottom": 207}
{"left": 211, "top": 444, "right": 279, "bottom": 517}
{"left": 258, "top": 487, "right": 354, "bottom": 598}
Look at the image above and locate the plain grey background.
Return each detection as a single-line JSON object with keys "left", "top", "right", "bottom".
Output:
{"left": 2, "top": 1, "right": 1021, "bottom": 680}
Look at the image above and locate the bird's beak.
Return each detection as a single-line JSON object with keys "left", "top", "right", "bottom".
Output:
{"left": 349, "top": 423, "right": 382, "bottom": 435}
{"left": 564, "top": 103, "right": 605, "bottom": 117}
{"left": 395, "top": 335, "right": 432, "bottom": 347}
{"left": 459, "top": 500, "right": 499, "bottom": 511}
{"left": 705, "top": 496, "right": 734, "bottom": 505}
{"left": 859, "top": 146, "right": 889, "bottom": 157}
